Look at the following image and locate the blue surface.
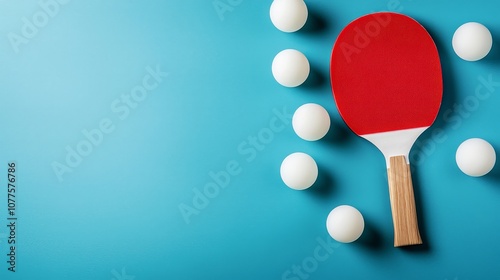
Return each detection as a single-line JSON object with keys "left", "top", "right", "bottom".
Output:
{"left": 1, "top": 0, "right": 500, "bottom": 279}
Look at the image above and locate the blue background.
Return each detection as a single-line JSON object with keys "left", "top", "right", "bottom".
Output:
{"left": 1, "top": 0, "right": 500, "bottom": 279}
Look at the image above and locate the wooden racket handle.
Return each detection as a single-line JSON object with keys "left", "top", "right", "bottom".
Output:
{"left": 387, "top": 155, "right": 422, "bottom": 247}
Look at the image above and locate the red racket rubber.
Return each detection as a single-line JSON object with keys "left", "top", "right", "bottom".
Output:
{"left": 330, "top": 12, "right": 443, "bottom": 247}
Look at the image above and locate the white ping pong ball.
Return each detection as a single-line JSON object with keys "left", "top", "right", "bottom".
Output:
{"left": 293, "top": 103, "right": 330, "bottom": 141}
{"left": 326, "top": 205, "right": 365, "bottom": 243}
{"left": 456, "top": 138, "right": 496, "bottom": 177}
{"left": 452, "top": 22, "right": 493, "bottom": 61}
{"left": 270, "top": 0, "right": 308, "bottom": 32}
{"left": 280, "top": 152, "right": 318, "bottom": 190}
{"left": 272, "top": 49, "right": 310, "bottom": 87}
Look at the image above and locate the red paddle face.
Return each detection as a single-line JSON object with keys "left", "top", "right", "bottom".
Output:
{"left": 331, "top": 12, "right": 442, "bottom": 136}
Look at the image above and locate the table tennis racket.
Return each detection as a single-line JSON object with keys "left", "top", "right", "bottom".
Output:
{"left": 330, "top": 12, "right": 442, "bottom": 247}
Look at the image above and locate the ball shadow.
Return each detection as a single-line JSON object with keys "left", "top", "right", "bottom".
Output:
{"left": 298, "top": 5, "right": 330, "bottom": 34}
{"left": 302, "top": 64, "right": 327, "bottom": 89}
{"left": 308, "top": 165, "right": 335, "bottom": 198}
{"left": 483, "top": 29, "right": 500, "bottom": 64}
{"left": 486, "top": 144, "right": 500, "bottom": 182}
{"left": 321, "top": 119, "right": 352, "bottom": 146}
{"left": 487, "top": 164, "right": 500, "bottom": 181}
{"left": 354, "top": 218, "right": 385, "bottom": 250}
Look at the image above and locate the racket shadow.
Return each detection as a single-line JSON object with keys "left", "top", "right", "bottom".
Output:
{"left": 421, "top": 22, "right": 458, "bottom": 133}
{"left": 400, "top": 164, "right": 431, "bottom": 253}
{"left": 391, "top": 19, "right": 458, "bottom": 253}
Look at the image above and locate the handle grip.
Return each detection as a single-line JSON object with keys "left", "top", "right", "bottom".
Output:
{"left": 387, "top": 155, "right": 422, "bottom": 247}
